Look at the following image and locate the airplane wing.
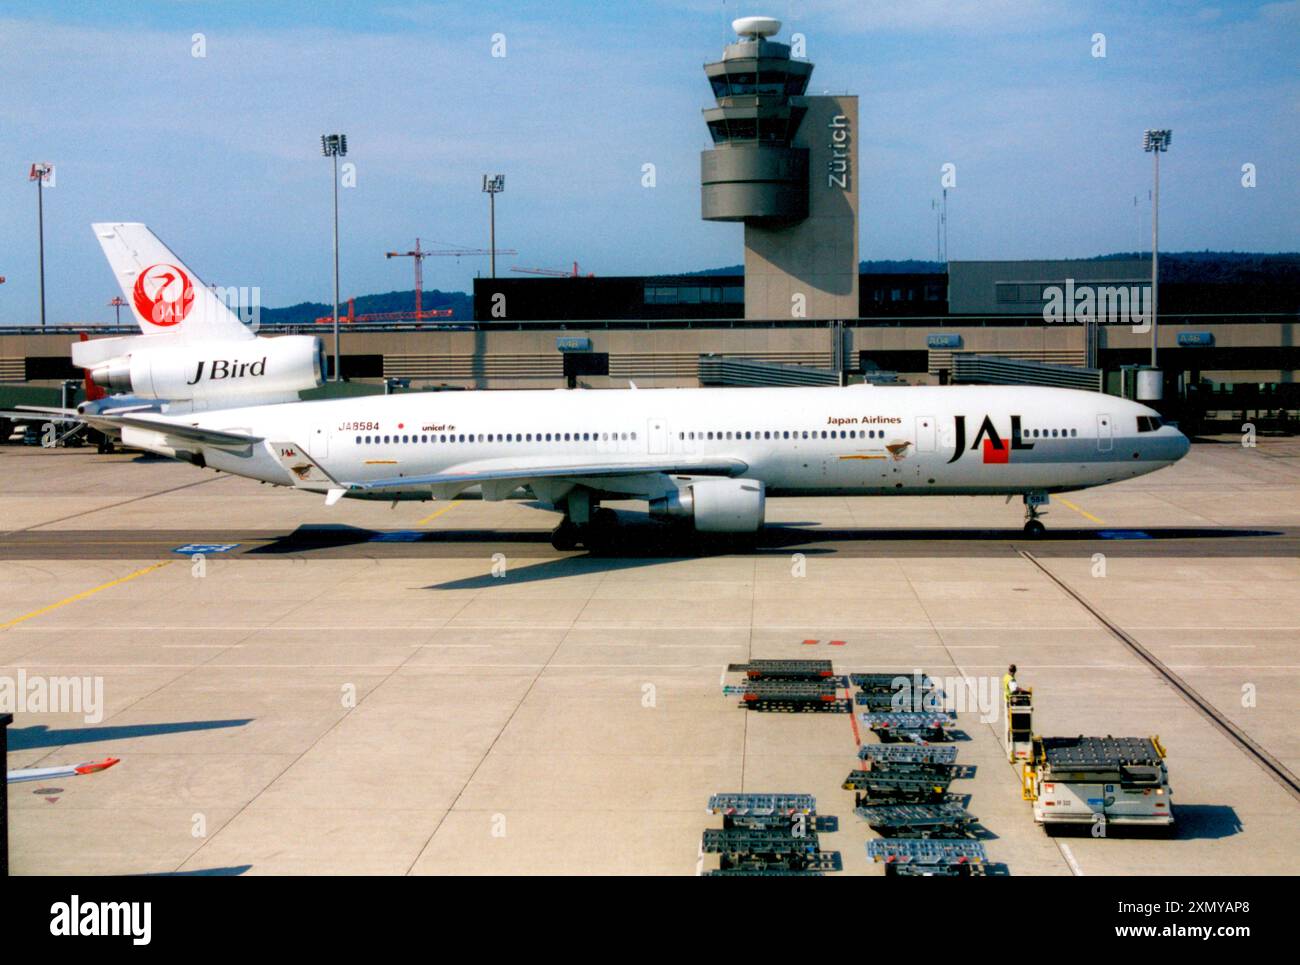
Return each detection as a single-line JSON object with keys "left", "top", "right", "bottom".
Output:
{"left": 7, "top": 757, "right": 120, "bottom": 785}
{"left": 348, "top": 456, "right": 750, "bottom": 492}
{"left": 0, "top": 406, "right": 84, "bottom": 423}
{"left": 266, "top": 442, "right": 748, "bottom": 504}
{"left": 82, "top": 413, "right": 262, "bottom": 449}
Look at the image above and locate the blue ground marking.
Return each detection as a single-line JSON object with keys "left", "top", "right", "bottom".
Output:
{"left": 173, "top": 543, "right": 240, "bottom": 554}
{"left": 1096, "top": 530, "right": 1152, "bottom": 540}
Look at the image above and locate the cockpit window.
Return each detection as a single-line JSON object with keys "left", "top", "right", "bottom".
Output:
{"left": 1136, "top": 415, "right": 1162, "bottom": 432}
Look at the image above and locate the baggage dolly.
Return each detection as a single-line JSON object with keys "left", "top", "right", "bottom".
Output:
{"left": 855, "top": 802, "right": 979, "bottom": 838}
{"left": 862, "top": 711, "right": 956, "bottom": 743}
{"left": 867, "top": 839, "right": 988, "bottom": 876}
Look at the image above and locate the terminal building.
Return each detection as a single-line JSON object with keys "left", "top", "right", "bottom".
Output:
{"left": 1, "top": 17, "right": 1296, "bottom": 421}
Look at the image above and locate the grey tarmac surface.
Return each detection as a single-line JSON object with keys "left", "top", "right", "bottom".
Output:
{"left": 1, "top": 435, "right": 1298, "bottom": 875}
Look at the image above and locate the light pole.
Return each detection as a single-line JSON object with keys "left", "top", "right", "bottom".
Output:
{"left": 482, "top": 174, "right": 505, "bottom": 278}
{"left": 322, "top": 134, "right": 348, "bottom": 381}
{"left": 108, "top": 296, "right": 126, "bottom": 326}
{"left": 29, "top": 163, "right": 53, "bottom": 329}
{"left": 1143, "top": 129, "right": 1171, "bottom": 368}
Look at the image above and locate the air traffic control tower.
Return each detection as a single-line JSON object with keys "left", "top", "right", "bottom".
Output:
{"left": 701, "top": 16, "right": 859, "bottom": 320}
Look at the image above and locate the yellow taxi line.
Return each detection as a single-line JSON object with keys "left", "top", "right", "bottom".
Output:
{"left": 0, "top": 560, "right": 174, "bottom": 631}
{"left": 1057, "top": 497, "right": 1104, "bottom": 525}
{"left": 416, "top": 502, "right": 459, "bottom": 526}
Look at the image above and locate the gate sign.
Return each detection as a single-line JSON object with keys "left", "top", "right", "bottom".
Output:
{"left": 1176, "top": 331, "right": 1214, "bottom": 347}
{"left": 927, "top": 333, "right": 962, "bottom": 349}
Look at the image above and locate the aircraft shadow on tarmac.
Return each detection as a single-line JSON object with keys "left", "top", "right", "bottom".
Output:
{"left": 238, "top": 521, "right": 1286, "bottom": 590}
{"left": 9, "top": 718, "right": 253, "bottom": 750}
{"left": 251, "top": 521, "right": 1284, "bottom": 554}
{"left": 425, "top": 525, "right": 1281, "bottom": 589}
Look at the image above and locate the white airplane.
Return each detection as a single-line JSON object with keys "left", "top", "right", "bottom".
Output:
{"left": 61, "top": 225, "right": 1192, "bottom": 548}
{"left": 3, "top": 223, "right": 325, "bottom": 440}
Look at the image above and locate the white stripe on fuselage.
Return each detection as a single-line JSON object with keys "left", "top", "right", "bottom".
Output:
{"left": 189, "top": 384, "right": 1188, "bottom": 499}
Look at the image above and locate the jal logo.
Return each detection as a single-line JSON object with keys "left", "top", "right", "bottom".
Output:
{"left": 947, "top": 415, "right": 1034, "bottom": 464}
{"left": 133, "top": 263, "right": 195, "bottom": 326}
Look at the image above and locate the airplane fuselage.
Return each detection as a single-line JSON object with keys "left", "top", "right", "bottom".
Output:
{"left": 183, "top": 383, "right": 1188, "bottom": 500}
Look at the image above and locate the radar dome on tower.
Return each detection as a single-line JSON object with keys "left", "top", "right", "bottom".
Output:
{"left": 731, "top": 16, "right": 781, "bottom": 38}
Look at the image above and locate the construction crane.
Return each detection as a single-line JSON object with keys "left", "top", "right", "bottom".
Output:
{"left": 314, "top": 296, "right": 453, "bottom": 325}
{"left": 386, "top": 238, "right": 517, "bottom": 317}
{"left": 510, "top": 262, "right": 594, "bottom": 278}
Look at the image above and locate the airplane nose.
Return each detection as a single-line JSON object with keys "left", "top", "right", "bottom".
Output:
{"left": 1169, "top": 427, "right": 1191, "bottom": 460}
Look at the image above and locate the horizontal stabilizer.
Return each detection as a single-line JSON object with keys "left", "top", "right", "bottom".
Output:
{"left": 82, "top": 413, "right": 262, "bottom": 448}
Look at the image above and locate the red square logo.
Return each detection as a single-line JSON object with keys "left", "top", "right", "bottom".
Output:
{"left": 983, "top": 438, "right": 1009, "bottom": 463}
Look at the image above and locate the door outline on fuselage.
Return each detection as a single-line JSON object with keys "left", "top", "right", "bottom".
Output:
{"left": 1096, "top": 413, "right": 1113, "bottom": 452}
{"left": 915, "top": 415, "right": 936, "bottom": 452}
{"left": 308, "top": 425, "right": 329, "bottom": 459}
{"left": 648, "top": 417, "right": 668, "bottom": 455}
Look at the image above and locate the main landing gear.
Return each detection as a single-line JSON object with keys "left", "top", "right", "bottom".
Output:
{"left": 550, "top": 506, "right": 618, "bottom": 551}
{"left": 1022, "top": 492, "right": 1049, "bottom": 536}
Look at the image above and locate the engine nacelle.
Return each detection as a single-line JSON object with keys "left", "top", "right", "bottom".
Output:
{"left": 649, "top": 478, "right": 766, "bottom": 532}
{"left": 91, "top": 336, "right": 324, "bottom": 402}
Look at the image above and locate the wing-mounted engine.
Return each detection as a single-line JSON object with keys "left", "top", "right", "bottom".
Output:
{"left": 649, "top": 477, "right": 766, "bottom": 532}
{"left": 87, "top": 335, "right": 324, "bottom": 406}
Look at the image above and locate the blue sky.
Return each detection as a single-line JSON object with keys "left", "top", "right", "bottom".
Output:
{"left": 1, "top": 0, "right": 1296, "bottom": 324}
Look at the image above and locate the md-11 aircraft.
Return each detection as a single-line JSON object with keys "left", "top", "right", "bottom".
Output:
{"left": 79, "top": 381, "right": 1192, "bottom": 551}
{"left": 45, "top": 224, "right": 1191, "bottom": 549}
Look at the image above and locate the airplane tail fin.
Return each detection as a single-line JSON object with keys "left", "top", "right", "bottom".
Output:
{"left": 92, "top": 223, "right": 254, "bottom": 342}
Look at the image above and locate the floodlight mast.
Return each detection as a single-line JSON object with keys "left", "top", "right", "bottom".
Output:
{"left": 322, "top": 134, "right": 348, "bottom": 380}
{"left": 482, "top": 174, "right": 505, "bottom": 278}
{"left": 1143, "top": 129, "right": 1171, "bottom": 368}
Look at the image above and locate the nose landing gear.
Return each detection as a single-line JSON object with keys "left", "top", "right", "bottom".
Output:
{"left": 1023, "top": 492, "right": 1049, "bottom": 536}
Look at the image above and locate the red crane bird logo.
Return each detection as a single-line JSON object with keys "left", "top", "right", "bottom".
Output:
{"left": 133, "top": 263, "right": 195, "bottom": 327}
